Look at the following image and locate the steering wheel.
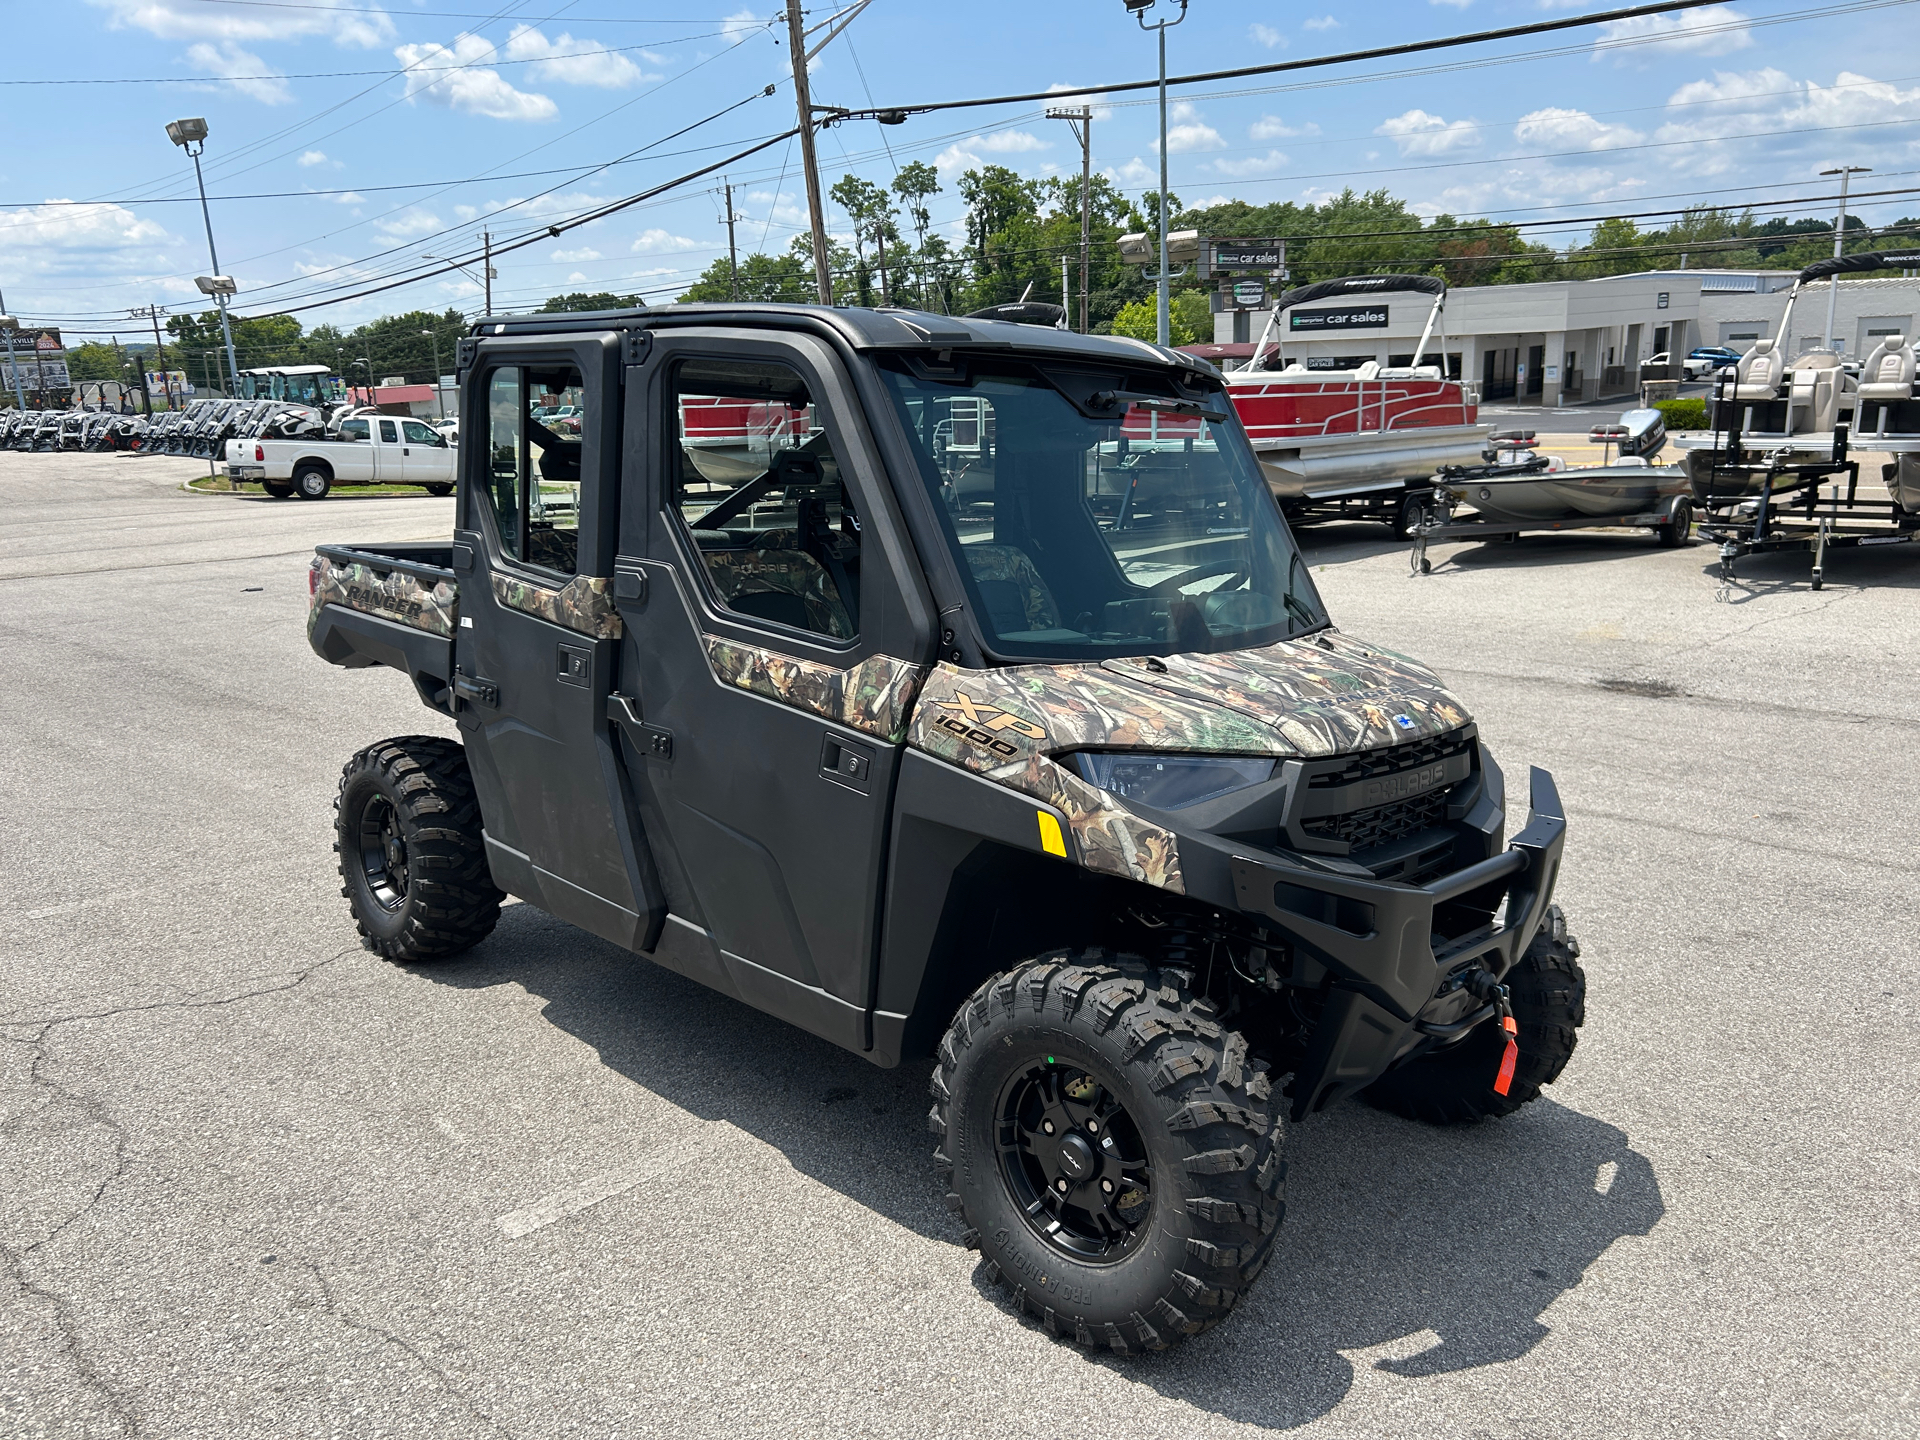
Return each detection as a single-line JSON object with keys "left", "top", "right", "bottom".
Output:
{"left": 1148, "top": 558, "right": 1249, "bottom": 595}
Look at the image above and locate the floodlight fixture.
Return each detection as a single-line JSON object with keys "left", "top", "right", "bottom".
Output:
{"left": 166, "top": 118, "right": 209, "bottom": 149}
{"left": 195, "top": 275, "right": 238, "bottom": 297}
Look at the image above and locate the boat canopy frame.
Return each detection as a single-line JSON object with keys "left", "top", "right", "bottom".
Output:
{"left": 1246, "top": 273, "right": 1449, "bottom": 376}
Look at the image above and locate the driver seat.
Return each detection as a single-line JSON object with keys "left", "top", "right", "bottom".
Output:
{"left": 1730, "top": 339, "right": 1786, "bottom": 399}
{"left": 965, "top": 544, "right": 1060, "bottom": 634}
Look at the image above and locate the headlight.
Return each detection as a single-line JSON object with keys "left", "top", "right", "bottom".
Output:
{"left": 1065, "top": 752, "right": 1277, "bottom": 810}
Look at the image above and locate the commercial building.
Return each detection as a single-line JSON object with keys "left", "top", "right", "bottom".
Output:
{"left": 1209, "top": 267, "right": 1920, "bottom": 406}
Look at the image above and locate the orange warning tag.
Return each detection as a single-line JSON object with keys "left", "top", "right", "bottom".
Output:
{"left": 1493, "top": 1016, "right": 1519, "bottom": 1096}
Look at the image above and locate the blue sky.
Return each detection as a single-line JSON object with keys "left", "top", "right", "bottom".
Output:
{"left": 8, "top": 0, "right": 1920, "bottom": 339}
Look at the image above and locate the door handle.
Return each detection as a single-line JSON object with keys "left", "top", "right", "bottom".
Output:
{"left": 453, "top": 672, "right": 498, "bottom": 709}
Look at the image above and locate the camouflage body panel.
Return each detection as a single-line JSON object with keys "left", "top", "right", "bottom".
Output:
{"left": 700, "top": 547, "right": 853, "bottom": 640}
{"left": 1101, "top": 630, "right": 1470, "bottom": 758}
{"left": 704, "top": 637, "right": 925, "bottom": 742}
{"left": 490, "top": 572, "right": 622, "bottom": 640}
{"left": 308, "top": 554, "right": 457, "bottom": 639}
{"left": 904, "top": 631, "right": 1472, "bottom": 894}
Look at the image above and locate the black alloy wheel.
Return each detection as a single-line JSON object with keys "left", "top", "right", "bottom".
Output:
{"left": 995, "top": 1060, "right": 1153, "bottom": 1263}
{"left": 356, "top": 792, "right": 409, "bottom": 914}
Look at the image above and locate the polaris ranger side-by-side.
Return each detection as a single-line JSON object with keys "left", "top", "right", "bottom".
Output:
{"left": 307, "top": 304, "right": 1585, "bottom": 1353}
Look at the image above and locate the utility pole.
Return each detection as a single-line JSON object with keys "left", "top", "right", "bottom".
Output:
{"left": 483, "top": 230, "right": 494, "bottom": 314}
{"left": 723, "top": 180, "right": 741, "bottom": 300}
{"left": 785, "top": 5, "right": 836, "bottom": 304}
{"left": 132, "top": 305, "right": 176, "bottom": 410}
{"left": 1819, "top": 165, "right": 1871, "bottom": 352}
{"left": 1048, "top": 105, "right": 1094, "bottom": 333}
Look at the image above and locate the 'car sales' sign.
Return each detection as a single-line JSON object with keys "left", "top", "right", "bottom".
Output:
{"left": 1289, "top": 306, "right": 1389, "bottom": 332}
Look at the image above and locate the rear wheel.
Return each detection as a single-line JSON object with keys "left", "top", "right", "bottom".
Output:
{"left": 1390, "top": 490, "right": 1432, "bottom": 540}
{"left": 263, "top": 480, "right": 295, "bottom": 499}
{"left": 1362, "top": 906, "right": 1585, "bottom": 1124}
{"left": 293, "top": 465, "right": 332, "bottom": 500}
{"left": 334, "top": 736, "right": 502, "bottom": 962}
{"left": 1658, "top": 498, "right": 1694, "bottom": 548}
{"left": 932, "top": 952, "right": 1284, "bottom": 1353}
{"left": 424, "top": 482, "right": 453, "bottom": 497}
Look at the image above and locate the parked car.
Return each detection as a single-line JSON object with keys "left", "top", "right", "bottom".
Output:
{"left": 225, "top": 412, "right": 455, "bottom": 498}
{"left": 1683, "top": 346, "right": 1742, "bottom": 380}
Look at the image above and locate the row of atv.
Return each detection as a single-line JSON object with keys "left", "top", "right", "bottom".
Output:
{"left": 0, "top": 398, "right": 343, "bottom": 456}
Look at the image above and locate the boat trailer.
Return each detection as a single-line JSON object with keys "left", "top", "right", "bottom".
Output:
{"left": 1693, "top": 424, "right": 1919, "bottom": 594}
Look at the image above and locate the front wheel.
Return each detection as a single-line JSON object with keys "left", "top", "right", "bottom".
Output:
{"left": 931, "top": 953, "right": 1284, "bottom": 1353}
{"left": 1363, "top": 905, "right": 1585, "bottom": 1124}
{"left": 334, "top": 736, "right": 503, "bottom": 962}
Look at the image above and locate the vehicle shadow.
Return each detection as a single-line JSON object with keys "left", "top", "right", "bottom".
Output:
{"left": 1431, "top": 530, "right": 1675, "bottom": 572}
{"left": 1699, "top": 543, "right": 1920, "bottom": 600}
{"left": 416, "top": 905, "right": 1663, "bottom": 1428}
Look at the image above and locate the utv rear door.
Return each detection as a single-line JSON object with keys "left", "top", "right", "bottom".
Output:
{"left": 610, "top": 328, "right": 934, "bottom": 1053}
{"left": 452, "top": 332, "right": 665, "bottom": 950}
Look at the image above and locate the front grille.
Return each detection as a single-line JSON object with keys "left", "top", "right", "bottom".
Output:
{"left": 1306, "top": 730, "right": 1475, "bottom": 789}
{"left": 1302, "top": 787, "right": 1451, "bottom": 848}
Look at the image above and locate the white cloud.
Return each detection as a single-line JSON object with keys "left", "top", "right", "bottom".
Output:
{"left": 567, "top": 271, "right": 589, "bottom": 282}
{"left": 503, "top": 26, "right": 655, "bottom": 88}
{"left": 1157, "top": 122, "right": 1225, "bottom": 155}
{"left": 1212, "top": 150, "right": 1289, "bottom": 177}
{"left": 0, "top": 201, "right": 175, "bottom": 284}
{"left": 1594, "top": 5, "right": 1752, "bottom": 64}
{"left": 395, "top": 34, "right": 558, "bottom": 121}
{"left": 297, "top": 150, "right": 331, "bottom": 167}
{"left": 1303, "top": 15, "right": 1340, "bottom": 30}
{"left": 721, "top": 9, "right": 765, "bottom": 45}
{"left": 1513, "top": 107, "right": 1645, "bottom": 150}
{"left": 1648, "top": 67, "right": 1920, "bottom": 177}
{"left": 84, "top": 0, "right": 393, "bottom": 47}
{"left": 1430, "top": 0, "right": 1472, "bottom": 8}
{"left": 630, "top": 229, "right": 700, "bottom": 254}
{"left": 1107, "top": 157, "right": 1157, "bottom": 187}
{"left": 1375, "top": 108, "right": 1481, "bottom": 157}
{"left": 375, "top": 208, "right": 442, "bottom": 238}
{"left": 1249, "top": 23, "right": 1286, "bottom": 48}
{"left": 1250, "top": 115, "right": 1319, "bottom": 141}
{"left": 977, "top": 130, "right": 1048, "bottom": 153}
{"left": 183, "top": 41, "right": 289, "bottom": 104}
{"left": 325, "top": 191, "right": 365, "bottom": 205}
{"left": 551, "top": 246, "right": 602, "bottom": 262}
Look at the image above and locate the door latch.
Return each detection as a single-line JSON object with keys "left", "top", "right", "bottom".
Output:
{"left": 453, "top": 672, "right": 499, "bottom": 709}
{"left": 819, "top": 734, "right": 875, "bottom": 794}
{"left": 607, "top": 693, "right": 672, "bottom": 760}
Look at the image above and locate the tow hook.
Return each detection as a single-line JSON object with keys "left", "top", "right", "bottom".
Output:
{"left": 1418, "top": 967, "right": 1521, "bottom": 1092}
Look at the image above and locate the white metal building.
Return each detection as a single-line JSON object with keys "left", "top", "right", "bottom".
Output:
{"left": 1215, "top": 272, "right": 1704, "bottom": 406}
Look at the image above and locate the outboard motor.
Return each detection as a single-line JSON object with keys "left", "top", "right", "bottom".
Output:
{"left": 1482, "top": 428, "right": 1538, "bottom": 465}
{"left": 1614, "top": 407, "right": 1666, "bottom": 459}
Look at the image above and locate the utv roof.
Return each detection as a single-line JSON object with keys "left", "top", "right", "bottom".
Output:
{"left": 469, "top": 302, "right": 1218, "bottom": 379}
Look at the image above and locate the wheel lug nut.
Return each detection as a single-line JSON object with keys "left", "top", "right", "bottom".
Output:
{"left": 1101, "top": 1179, "right": 1113, "bottom": 1194}
{"left": 1087, "top": 1120, "right": 1099, "bottom": 1133}
{"left": 1041, "top": 1120, "right": 1054, "bottom": 1135}
{"left": 1056, "top": 1178, "right": 1069, "bottom": 1193}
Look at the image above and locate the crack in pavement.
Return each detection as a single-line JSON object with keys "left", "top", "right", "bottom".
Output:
{"left": 0, "top": 950, "right": 355, "bottom": 1436}
{"left": 298, "top": 1261, "right": 516, "bottom": 1440}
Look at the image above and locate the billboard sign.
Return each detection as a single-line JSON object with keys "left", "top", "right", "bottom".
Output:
{"left": 1202, "top": 238, "right": 1287, "bottom": 277}
{"left": 1289, "top": 305, "right": 1389, "bottom": 332}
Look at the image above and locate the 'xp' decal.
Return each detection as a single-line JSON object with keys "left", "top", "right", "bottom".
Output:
{"left": 932, "top": 692, "right": 1046, "bottom": 758}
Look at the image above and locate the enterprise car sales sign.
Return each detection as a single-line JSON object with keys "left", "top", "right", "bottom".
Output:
{"left": 1290, "top": 306, "right": 1389, "bottom": 332}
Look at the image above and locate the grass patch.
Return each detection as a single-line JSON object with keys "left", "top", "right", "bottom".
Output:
{"left": 184, "top": 475, "right": 440, "bottom": 498}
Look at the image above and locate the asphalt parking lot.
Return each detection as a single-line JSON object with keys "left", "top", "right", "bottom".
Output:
{"left": 3, "top": 450, "right": 1916, "bottom": 1439}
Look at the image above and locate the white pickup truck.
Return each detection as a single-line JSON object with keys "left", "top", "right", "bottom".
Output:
{"left": 224, "top": 413, "right": 456, "bottom": 499}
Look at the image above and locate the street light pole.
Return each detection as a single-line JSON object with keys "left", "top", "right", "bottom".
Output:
{"left": 167, "top": 118, "right": 241, "bottom": 394}
{"left": 1819, "top": 165, "right": 1871, "bottom": 353}
{"left": 1129, "top": 0, "right": 1189, "bottom": 346}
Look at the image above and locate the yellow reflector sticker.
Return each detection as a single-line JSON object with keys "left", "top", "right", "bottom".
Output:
{"left": 1037, "top": 811, "right": 1067, "bottom": 857}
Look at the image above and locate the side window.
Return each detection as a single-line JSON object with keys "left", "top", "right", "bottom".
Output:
{"left": 668, "top": 358, "right": 860, "bottom": 641}
{"left": 401, "top": 419, "right": 442, "bottom": 446}
{"left": 483, "top": 364, "right": 584, "bottom": 576}
{"left": 378, "top": 418, "right": 399, "bottom": 444}
{"left": 339, "top": 418, "right": 369, "bottom": 442}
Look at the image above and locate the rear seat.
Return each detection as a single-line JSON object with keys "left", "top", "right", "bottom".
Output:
{"left": 699, "top": 532, "right": 853, "bottom": 639}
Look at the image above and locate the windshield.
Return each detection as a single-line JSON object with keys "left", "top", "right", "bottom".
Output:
{"left": 878, "top": 359, "right": 1326, "bottom": 659}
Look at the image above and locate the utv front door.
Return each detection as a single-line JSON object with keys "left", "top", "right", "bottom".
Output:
{"left": 611, "top": 331, "right": 933, "bottom": 1053}
{"left": 453, "top": 334, "right": 664, "bottom": 950}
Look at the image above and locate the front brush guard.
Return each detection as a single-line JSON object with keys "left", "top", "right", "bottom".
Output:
{"left": 1229, "top": 767, "right": 1567, "bottom": 1119}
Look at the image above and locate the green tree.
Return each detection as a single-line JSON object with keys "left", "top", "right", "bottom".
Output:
{"left": 1108, "top": 289, "right": 1212, "bottom": 346}
{"left": 538, "top": 291, "right": 641, "bottom": 312}
{"left": 679, "top": 251, "right": 813, "bottom": 303}
{"left": 65, "top": 342, "right": 126, "bottom": 382}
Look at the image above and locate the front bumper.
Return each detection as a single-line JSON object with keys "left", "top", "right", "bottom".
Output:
{"left": 1228, "top": 766, "right": 1567, "bottom": 1118}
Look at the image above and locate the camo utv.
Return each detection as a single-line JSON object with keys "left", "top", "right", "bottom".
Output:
{"left": 307, "top": 303, "right": 1585, "bottom": 1353}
